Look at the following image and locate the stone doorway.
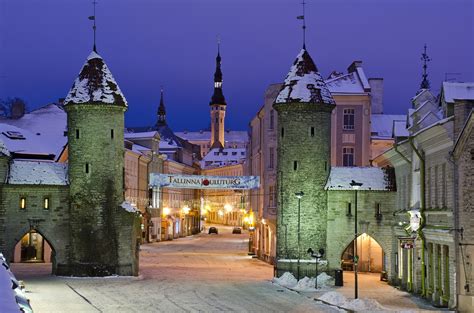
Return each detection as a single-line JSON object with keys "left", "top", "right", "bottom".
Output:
{"left": 341, "top": 233, "right": 384, "bottom": 273}
{"left": 11, "top": 230, "right": 54, "bottom": 266}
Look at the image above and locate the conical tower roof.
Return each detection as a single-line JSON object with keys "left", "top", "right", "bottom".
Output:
{"left": 157, "top": 88, "right": 166, "bottom": 125}
{"left": 64, "top": 51, "right": 127, "bottom": 107}
{"left": 275, "top": 49, "right": 335, "bottom": 105}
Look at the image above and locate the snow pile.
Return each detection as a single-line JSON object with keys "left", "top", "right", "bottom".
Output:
{"left": 121, "top": 201, "right": 139, "bottom": 213}
{"left": 0, "top": 138, "right": 9, "bottom": 156}
{"left": 275, "top": 49, "right": 335, "bottom": 105}
{"left": 273, "top": 272, "right": 334, "bottom": 291}
{"left": 318, "top": 291, "right": 387, "bottom": 312}
{"left": 65, "top": 51, "right": 127, "bottom": 107}
{"left": 8, "top": 160, "right": 68, "bottom": 185}
{"left": 272, "top": 272, "right": 297, "bottom": 288}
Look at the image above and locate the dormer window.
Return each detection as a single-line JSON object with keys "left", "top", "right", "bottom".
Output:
{"left": 3, "top": 131, "right": 25, "bottom": 140}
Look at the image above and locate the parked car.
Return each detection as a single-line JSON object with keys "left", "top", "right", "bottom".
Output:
{"left": 208, "top": 227, "right": 218, "bottom": 234}
{"left": 232, "top": 227, "right": 242, "bottom": 234}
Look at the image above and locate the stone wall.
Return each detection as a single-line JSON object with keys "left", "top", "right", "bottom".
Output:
{"left": 275, "top": 102, "right": 334, "bottom": 277}
{"left": 0, "top": 184, "right": 69, "bottom": 274}
{"left": 326, "top": 190, "right": 396, "bottom": 280}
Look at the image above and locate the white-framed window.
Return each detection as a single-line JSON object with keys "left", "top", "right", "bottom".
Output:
{"left": 343, "top": 108, "right": 355, "bottom": 130}
{"left": 342, "top": 147, "right": 354, "bottom": 166}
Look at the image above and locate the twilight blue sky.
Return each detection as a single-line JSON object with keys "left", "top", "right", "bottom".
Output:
{"left": 0, "top": 0, "right": 473, "bottom": 131}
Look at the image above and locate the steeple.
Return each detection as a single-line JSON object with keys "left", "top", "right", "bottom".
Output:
{"left": 157, "top": 87, "right": 166, "bottom": 125}
{"left": 210, "top": 39, "right": 226, "bottom": 106}
{"left": 420, "top": 44, "right": 431, "bottom": 90}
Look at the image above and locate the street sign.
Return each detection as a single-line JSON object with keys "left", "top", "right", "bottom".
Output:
{"left": 400, "top": 242, "right": 414, "bottom": 249}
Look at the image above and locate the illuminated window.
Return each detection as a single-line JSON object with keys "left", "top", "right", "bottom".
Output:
{"left": 44, "top": 197, "right": 50, "bottom": 210}
{"left": 20, "top": 197, "right": 26, "bottom": 209}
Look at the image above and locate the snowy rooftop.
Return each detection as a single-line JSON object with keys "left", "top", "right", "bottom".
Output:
{"left": 124, "top": 131, "right": 159, "bottom": 139}
{"left": 275, "top": 49, "right": 335, "bottom": 105}
{"left": 326, "top": 71, "right": 366, "bottom": 94}
{"left": 371, "top": 114, "right": 407, "bottom": 138}
{"left": 160, "top": 139, "right": 180, "bottom": 150}
{"left": 7, "top": 160, "right": 68, "bottom": 185}
{"left": 64, "top": 51, "right": 127, "bottom": 107}
{"left": 393, "top": 120, "right": 409, "bottom": 137}
{"left": 131, "top": 144, "right": 151, "bottom": 154}
{"left": 442, "top": 82, "right": 474, "bottom": 103}
{"left": 176, "top": 130, "right": 248, "bottom": 142}
{"left": 201, "top": 148, "right": 246, "bottom": 162}
{"left": 0, "top": 104, "right": 67, "bottom": 158}
{"left": 325, "top": 167, "right": 395, "bottom": 191}
{"left": 0, "top": 138, "right": 9, "bottom": 156}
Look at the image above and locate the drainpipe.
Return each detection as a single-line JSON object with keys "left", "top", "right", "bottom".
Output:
{"left": 409, "top": 137, "right": 427, "bottom": 297}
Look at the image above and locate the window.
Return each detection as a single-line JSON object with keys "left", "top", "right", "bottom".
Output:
{"left": 346, "top": 202, "right": 352, "bottom": 216}
{"left": 269, "top": 185, "right": 275, "bottom": 207}
{"left": 111, "top": 129, "right": 114, "bottom": 139}
{"left": 269, "top": 110, "right": 274, "bottom": 130}
{"left": 85, "top": 163, "right": 90, "bottom": 174}
{"left": 44, "top": 197, "right": 50, "bottom": 210}
{"left": 76, "top": 129, "right": 80, "bottom": 139}
{"left": 214, "top": 152, "right": 219, "bottom": 156}
{"left": 269, "top": 147, "right": 274, "bottom": 169}
{"left": 310, "top": 127, "right": 315, "bottom": 137}
{"left": 232, "top": 152, "right": 237, "bottom": 156}
{"left": 281, "top": 127, "right": 284, "bottom": 138}
{"left": 215, "top": 117, "right": 218, "bottom": 123}
{"left": 343, "top": 108, "right": 355, "bottom": 130}
{"left": 20, "top": 197, "right": 26, "bottom": 209}
{"left": 342, "top": 147, "right": 354, "bottom": 166}
{"left": 375, "top": 203, "right": 382, "bottom": 220}
{"left": 293, "top": 160, "right": 298, "bottom": 171}
{"left": 324, "top": 161, "right": 328, "bottom": 172}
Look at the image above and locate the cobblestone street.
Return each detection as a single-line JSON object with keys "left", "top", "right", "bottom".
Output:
{"left": 11, "top": 226, "right": 340, "bottom": 313}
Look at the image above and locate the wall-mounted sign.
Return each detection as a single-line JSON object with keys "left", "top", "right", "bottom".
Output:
{"left": 149, "top": 173, "right": 260, "bottom": 190}
{"left": 400, "top": 242, "right": 414, "bottom": 249}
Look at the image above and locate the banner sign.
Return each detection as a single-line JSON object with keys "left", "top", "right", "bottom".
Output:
{"left": 149, "top": 173, "right": 260, "bottom": 190}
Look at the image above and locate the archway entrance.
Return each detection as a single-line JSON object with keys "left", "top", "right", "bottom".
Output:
{"left": 341, "top": 233, "right": 384, "bottom": 273}
{"left": 12, "top": 230, "right": 53, "bottom": 263}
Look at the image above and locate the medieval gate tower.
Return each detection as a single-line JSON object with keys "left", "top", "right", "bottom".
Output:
{"left": 274, "top": 48, "right": 335, "bottom": 277}
{"left": 62, "top": 50, "right": 139, "bottom": 276}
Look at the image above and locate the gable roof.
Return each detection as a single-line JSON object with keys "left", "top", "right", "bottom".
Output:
{"left": 442, "top": 82, "right": 474, "bottom": 103}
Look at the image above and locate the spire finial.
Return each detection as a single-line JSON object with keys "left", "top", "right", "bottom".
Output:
{"left": 88, "top": 1, "right": 98, "bottom": 52}
{"left": 297, "top": 0, "right": 307, "bottom": 49}
{"left": 158, "top": 85, "right": 166, "bottom": 125}
{"left": 217, "top": 34, "right": 221, "bottom": 57}
{"left": 420, "top": 43, "right": 431, "bottom": 90}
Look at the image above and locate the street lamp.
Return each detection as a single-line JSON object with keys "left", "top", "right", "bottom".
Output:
{"left": 295, "top": 191, "right": 304, "bottom": 280}
{"left": 349, "top": 180, "right": 363, "bottom": 299}
{"left": 307, "top": 248, "right": 325, "bottom": 289}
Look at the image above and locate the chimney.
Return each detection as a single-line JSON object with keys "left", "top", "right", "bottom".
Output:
{"left": 369, "top": 78, "right": 384, "bottom": 114}
{"left": 454, "top": 100, "right": 474, "bottom": 139}
{"left": 347, "top": 61, "right": 363, "bottom": 73}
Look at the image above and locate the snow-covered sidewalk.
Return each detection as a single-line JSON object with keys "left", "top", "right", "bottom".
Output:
{"left": 272, "top": 272, "right": 452, "bottom": 312}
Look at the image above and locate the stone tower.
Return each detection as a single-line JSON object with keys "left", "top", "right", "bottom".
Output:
{"left": 274, "top": 48, "right": 336, "bottom": 277}
{"left": 209, "top": 45, "right": 226, "bottom": 149}
{"left": 62, "top": 51, "right": 139, "bottom": 276}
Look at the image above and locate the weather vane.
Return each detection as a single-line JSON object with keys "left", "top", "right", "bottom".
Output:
{"left": 420, "top": 44, "right": 431, "bottom": 89}
{"left": 217, "top": 34, "right": 221, "bottom": 55}
{"left": 88, "top": 1, "right": 98, "bottom": 52}
{"left": 297, "top": 0, "right": 307, "bottom": 49}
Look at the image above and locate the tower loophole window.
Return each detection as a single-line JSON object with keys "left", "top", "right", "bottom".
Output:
{"left": 85, "top": 163, "right": 90, "bottom": 174}
{"left": 310, "top": 127, "right": 315, "bottom": 137}
{"left": 111, "top": 129, "right": 114, "bottom": 139}
{"left": 346, "top": 202, "right": 352, "bottom": 216}
{"left": 76, "top": 129, "right": 80, "bottom": 139}
{"left": 20, "top": 197, "right": 26, "bottom": 210}
{"left": 293, "top": 161, "right": 298, "bottom": 171}
{"left": 281, "top": 127, "right": 284, "bottom": 138}
{"left": 44, "top": 197, "right": 50, "bottom": 210}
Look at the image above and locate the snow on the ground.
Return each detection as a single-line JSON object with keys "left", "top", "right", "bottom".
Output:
{"left": 318, "top": 291, "right": 388, "bottom": 312}
{"left": 273, "top": 272, "right": 334, "bottom": 291}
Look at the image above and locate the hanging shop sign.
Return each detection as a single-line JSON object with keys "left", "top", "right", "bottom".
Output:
{"left": 399, "top": 237, "right": 415, "bottom": 249}
{"left": 149, "top": 173, "right": 260, "bottom": 190}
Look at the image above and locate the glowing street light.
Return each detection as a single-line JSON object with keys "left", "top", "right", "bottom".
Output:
{"left": 182, "top": 206, "right": 191, "bottom": 215}
{"left": 163, "top": 207, "right": 171, "bottom": 216}
{"left": 224, "top": 204, "right": 233, "bottom": 213}
{"left": 295, "top": 191, "right": 304, "bottom": 280}
{"left": 349, "top": 179, "right": 363, "bottom": 299}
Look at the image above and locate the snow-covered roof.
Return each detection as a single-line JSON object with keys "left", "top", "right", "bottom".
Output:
{"left": 325, "top": 167, "right": 395, "bottom": 191}
{"left": 0, "top": 104, "right": 67, "bottom": 158}
{"left": 201, "top": 147, "right": 246, "bottom": 168}
{"left": 442, "top": 82, "right": 474, "bottom": 103}
{"left": 159, "top": 139, "right": 180, "bottom": 150}
{"left": 393, "top": 120, "right": 409, "bottom": 137}
{"left": 0, "top": 138, "right": 9, "bottom": 156}
{"left": 326, "top": 72, "right": 366, "bottom": 94}
{"left": 371, "top": 114, "right": 406, "bottom": 138}
{"left": 7, "top": 160, "right": 68, "bottom": 185}
{"left": 275, "top": 49, "right": 335, "bottom": 105}
{"left": 131, "top": 144, "right": 150, "bottom": 154}
{"left": 176, "top": 130, "right": 248, "bottom": 143}
{"left": 64, "top": 51, "right": 127, "bottom": 107}
{"left": 124, "top": 131, "right": 159, "bottom": 139}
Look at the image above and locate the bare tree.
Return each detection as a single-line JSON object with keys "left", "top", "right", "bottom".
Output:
{"left": 0, "top": 97, "right": 27, "bottom": 118}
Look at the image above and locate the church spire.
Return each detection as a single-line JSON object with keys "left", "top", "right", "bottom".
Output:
{"left": 157, "top": 87, "right": 166, "bottom": 125}
{"left": 210, "top": 37, "right": 226, "bottom": 106}
{"left": 420, "top": 44, "right": 431, "bottom": 90}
